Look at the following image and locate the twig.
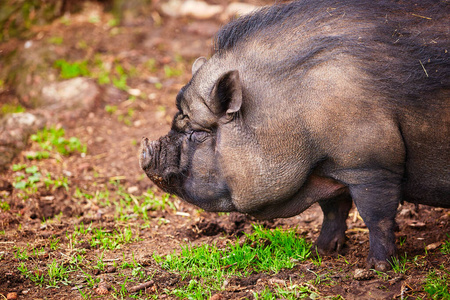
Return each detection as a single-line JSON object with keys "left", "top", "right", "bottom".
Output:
{"left": 419, "top": 60, "right": 429, "bottom": 77}
{"left": 411, "top": 13, "right": 432, "bottom": 20}
{"left": 127, "top": 280, "right": 155, "bottom": 293}
{"left": 103, "top": 258, "right": 121, "bottom": 262}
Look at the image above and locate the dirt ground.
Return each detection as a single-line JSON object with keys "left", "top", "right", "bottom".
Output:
{"left": 0, "top": 1, "right": 449, "bottom": 299}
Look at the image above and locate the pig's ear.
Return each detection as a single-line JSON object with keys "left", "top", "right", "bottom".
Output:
{"left": 192, "top": 57, "right": 207, "bottom": 75}
{"left": 211, "top": 70, "right": 242, "bottom": 117}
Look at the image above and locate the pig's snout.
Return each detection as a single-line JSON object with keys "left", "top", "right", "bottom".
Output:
{"left": 139, "top": 137, "right": 159, "bottom": 171}
{"left": 139, "top": 135, "right": 183, "bottom": 193}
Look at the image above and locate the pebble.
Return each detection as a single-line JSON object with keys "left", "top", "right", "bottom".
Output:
{"left": 425, "top": 242, "right": 442, "bottom": 251}
{"left": 128, "top": 88, "right": 141, "bottom": 96}
{"left": 353, "top": 268, "right": 374, "bottom": 281}
{"left": 127, "top": 186, "right": 139, "bottom": 194}
{"left": 268, "top": 278, "right": 286, "bottom": 286}
{"left": 7, "top": 292, "right": 18, "bottom": 300}
{"left": 223, "top": 3, "right": 259, "bottom": 19}
{"left": 161, "top": 0, "right": 223, "bottom": 19}
{"left": 95, "top": 284, "right": 109, "bottom": 295}
{"left": 209, "top": 294, "right": 224, "bottom": 300}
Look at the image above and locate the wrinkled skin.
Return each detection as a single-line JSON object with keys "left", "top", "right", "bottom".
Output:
{"left": 140, "top": 0, "right": 450, "bottom": 271}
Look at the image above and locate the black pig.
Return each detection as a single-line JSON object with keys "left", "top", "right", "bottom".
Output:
{"left": 140, "top": 0, "right": 450, "bottom": 271}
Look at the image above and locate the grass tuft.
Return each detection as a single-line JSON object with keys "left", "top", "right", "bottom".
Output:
{"left": 154, "top": 225, "right": 311, "bottom": 297}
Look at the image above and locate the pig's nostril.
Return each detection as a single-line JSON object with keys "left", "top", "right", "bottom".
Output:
{"left": 149, "top": 144, "right": 154, "bottom": 156}
{"left": 150, "top": 141, "right": 159, "bottom": 155}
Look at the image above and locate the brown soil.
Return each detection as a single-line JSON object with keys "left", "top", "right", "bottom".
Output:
{"left": 0, "top": 1, "right": 449, "bottom": 299}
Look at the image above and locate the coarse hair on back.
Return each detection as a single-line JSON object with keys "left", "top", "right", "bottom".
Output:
{"left": 213, "top": 0, "right": 450, "bottom": 107}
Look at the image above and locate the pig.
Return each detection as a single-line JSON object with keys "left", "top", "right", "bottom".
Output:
{"left": 140, "top": 0, "right": 450, "bottom": 271}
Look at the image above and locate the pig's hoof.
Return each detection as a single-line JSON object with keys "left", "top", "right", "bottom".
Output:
{"left": 367, "top": 258, "right": 391, "bottom": 272}
{"left": 313, "top": 235, "right": 346, "bottom": 257}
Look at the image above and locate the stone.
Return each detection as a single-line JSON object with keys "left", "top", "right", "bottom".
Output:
{"left": 353, "top": 268, "right": 374, "bottom": 281}
{"left": 39, "top": 77, "right": 100, "bottom": 111}
{"left": 180, "top": 1, "right": 222, "bottom": 19}
{"left": 223, "top": 3, "right": 259, "bottom": 20}
{"left": 161, "top": 0, "right": 223, "bottom": 19}
{"left": 0, "top": 112, "right": 46, "bottom": 170}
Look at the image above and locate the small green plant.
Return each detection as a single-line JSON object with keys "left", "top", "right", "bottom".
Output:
{"left": 163, "top": 65, "right": 182, "bottom": 78}
{"left": 18, "top": 263, "right": 45, "bottom": 286}
{"left": 81, "top": 268, "right": 100, "bottom": 288}
{"left": 254, "top": 283, "right": 319, "bottom": 300}
{"left": 14, "top": 164, "right": 43, "bottom": 190}
{"left": 17, "top": 262, "right": 29, "bottom": 276}
{"left": 48, "top": 36, "right": 63, "bottom": 45}
{"left": 89, "top": 226, "right": 138, "bottom": 250}
{"left": 14, "top": 246, "right": 29, "bottom": 260}
{"left": 32, "top": 247, "right": 46, "bottom": 258}
{"left": 13, "top": 164, "right": 70, "bottom": 194}
{"left": 0, "top": 201, "right": 10, "bottom": 211}
{"left": 112, "top": 64, "right": 128, "bottom": 90}
{"left": 54, "top": 59, "right": 90, "bottom": 79}
{"left": 311, "top": 248, "right": 322, "bottom": 267}
{"left": 389, "top": 254, "right": 411, "bottom": 274}
{"left": 12, "top": 164, "right": 27, "bottom": 171}
{"left": 31, "top": 126, "right": 87, "bottom": 156}
{"left": 441, "top": 234, "right": 450, "bottom": 255}
{"left": 372, "top": 269, "right": 389, "bottom": 280}
{"left": 26, "top": 151, "right": 50, "bottom": 160}
{"left": 0, "top": 103, "right": 25, "bottom": 116}
{"left": 94, "top": 252, "right": 106, "bottom": 271}
{"left": 105, "top": 104, "right": 118, "bottom": 114}
{"left": 47, "top": 259, "right": 71, "bottom": 288}
{"left": 49, "top": 237, "right": 60, "bottom": 251}
{"left": 43, "top": 174, "right": 69, "bottom": 191}
{"left": 145, "top": 58, "right": 157, "bottom": 72}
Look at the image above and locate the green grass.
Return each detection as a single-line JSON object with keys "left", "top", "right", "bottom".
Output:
{"left": 441, "top": 234, "right": 450, "bottom": 255}
{"left": 54, "top": 59, "right": 90, "bottom": 79}
{"left": 53, "top": 56, "right": 132, "bottom": 90}
{"left": 0, "top": 201, "right": 10, "bottom": 211}
{"left": 73, "top": 182, "right": 174, "bottom": 222}
{"left": 18, "top": 259, "right": 71, "bottom": 288}
{"left": 388, "top": 253, "right": 411, "bottom": 274}
{"left": 47, "top": 259, "right": 71, "bottom": 288}
{"left": 163, "top": 64, "right": 182, "bottom": 78}
{"left": 424, "top": 268, "right": 450, "bottom": 300}
{"left": 31, "top": 126, "right": 86, "bottom": 156}
{"left": 105, "top": 105, "right": 137, "bottom": 126}
{"left": 13, "top": 165, "right": 42, "bottom": 190}
{"left": 13, "top": 164, "right": 70, "bottom": 196}
{"left": 255, "top": 283, "right": 320, "bottom": 300}
{"left": 13, "top": 246, "right": 30, "bottom": 260}
{"left": 66, "top": 222, "right": 140, "bottom": 250}
{"left": 0, "top": 103, "right": 26, "bottom": 116}
{"left": 154, "top": 225, "right": 311, "bottom": 297}
{"left": 48, "top": 36, "right": 63, "bottom": 45}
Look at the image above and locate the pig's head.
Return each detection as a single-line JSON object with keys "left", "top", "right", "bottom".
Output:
{"left": 139, "top": 57, "right": 241, "bottom": 212}
{"left": 140, "top": 56, "right": 321, "bottom": 218}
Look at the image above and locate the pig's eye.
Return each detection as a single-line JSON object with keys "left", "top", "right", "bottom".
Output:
{"left": 189, "top": 130, "right": 209, "bottom": 143}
